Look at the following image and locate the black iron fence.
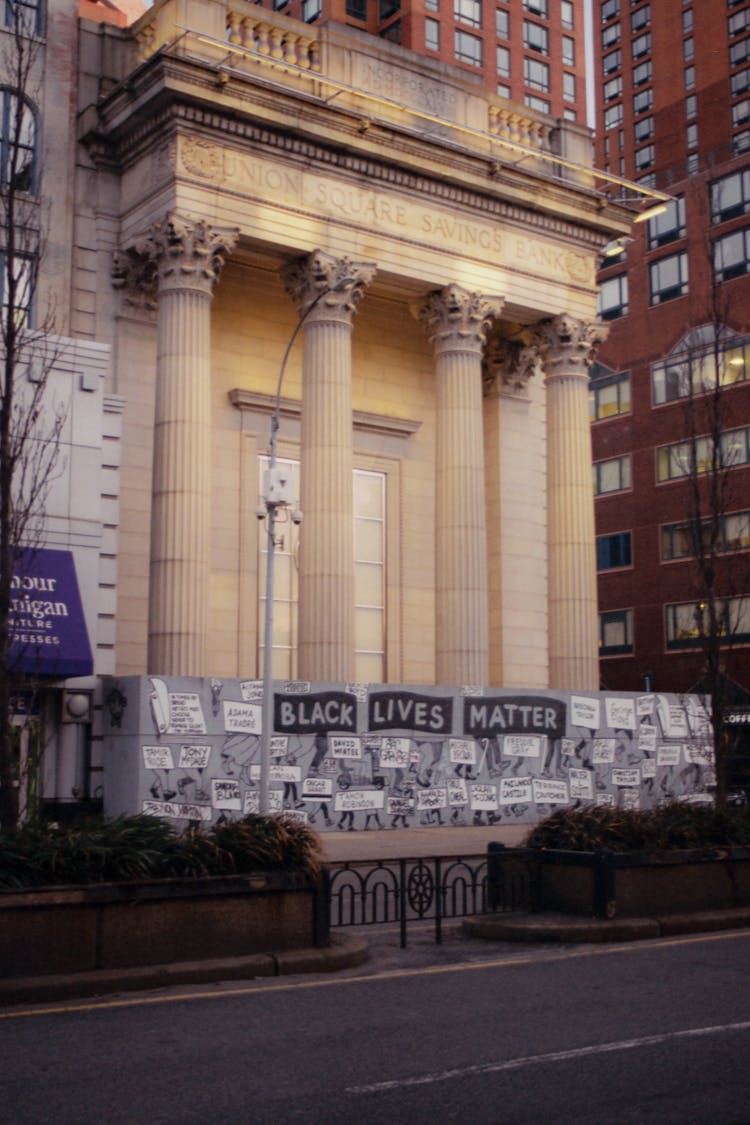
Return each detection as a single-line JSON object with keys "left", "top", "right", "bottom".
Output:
{"left": 327, "top": 847, "right": 536, "bottom": 946}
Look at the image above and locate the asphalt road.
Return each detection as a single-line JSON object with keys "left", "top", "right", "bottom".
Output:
{"left": 2, "top": 927, "right": 750, "bottom": 1124}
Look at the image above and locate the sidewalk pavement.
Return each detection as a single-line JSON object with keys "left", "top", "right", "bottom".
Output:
{"left": 319, "top": 822, "right": 530, "bottom": 863}
{"left": 463, "top": 905, "right": 750, "bottom": 944}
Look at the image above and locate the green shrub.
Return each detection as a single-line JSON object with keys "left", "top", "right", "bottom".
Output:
{"left": 0, "top": 813, "right": 324, "bottom": 889}
{"left": 525, "top": 803, "right": 750, "bottom": 853}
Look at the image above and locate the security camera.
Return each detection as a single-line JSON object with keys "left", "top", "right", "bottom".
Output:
{"left": 255, "top": 504, "right": 267, "bottom": 520}
{"left": 291, "top": 508, "right": 303, "bottom": 526}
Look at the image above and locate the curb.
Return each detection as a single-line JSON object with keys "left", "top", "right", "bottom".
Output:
{"left": 0, "top": 935, "right": 369, "bottom": 1007}
{"left": 463, "top": 906, "right": 750, "bottom": 944}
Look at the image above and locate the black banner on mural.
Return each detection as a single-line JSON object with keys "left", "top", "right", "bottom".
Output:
{"left": 464, "top": 695, "right": 567, "bottom": 737}
{"left": 368, "top": 690, "right": 453, "bottom": 734}
{"left": 274, "top": 691, "right": 358, "bottom": 734}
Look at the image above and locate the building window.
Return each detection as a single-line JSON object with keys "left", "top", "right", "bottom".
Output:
{"left": 603, "top": 49, "right": 621, "bottom": 74}
{"left": 684, "top": 64, "right": 695, "bottom": 88}
{"left": 524, "top": 93, "right": 550, "bottom": 113}
{"left": 563, "top": 108, "right": 577, "bottom": 122}
{"left": 302, "top": 0, "right": 322, "bottom": 19}
{"left": 714, "top": 228, "right": 750, "bottom": 280}
{"left": 597, "top": 531, "right": 632, "bottom": 570}
{"left": 634, "top": 115, "right": 654, "bottom": 142}
{"left": 730, "top": 37, "right": 750, "bottom": 66}
{"left": 425, "top": 17, "right": 439, "bottom": 49}
{"left": 496, "top": 7, "right": 508, "bottom": 37}
{"left": 594, "top": 454, "right": 632, "bottom": 495}
{"left": 346, "top": 0, "right": 367, "bottom": 17}
{"left": 733, "top": 99, "right": 750, "bottom": 126}
{"left": 647, "top": 196, "right": 685, "bottom": 248}
{"left": 633, "top": 87, "right": 653, "bottom": 115}
{"left": 710, "top": 169, "right": 750, "bottom": 221}
{"left": 380, "top": 20, "right": 401, "bottom": 42}
{"left": 683, "top": 36, "right": 694, "bottom": 61}
{"left": 631, "top": 3, "right": 649, "bottom": 31}
{"left": 590, "top": 367, "right": 631, "bottom": 421}
{"left": 455, "top": 0, "right": 481, "bottom": 27}
{"left": 682, "top": 8, "right": 693, "bottom": 32}
{"left": 598, "top": 273, "right": 628, "bottom": 319}
{"left": 497, "top": 83, "right": 511, "bottom": 98}
{"left": 687, "top": 121, "right": 698, "bottom": 147}
{"left": 633, "top": 59, "right": 652, "bottom": 86}
{"left": 259, "top": 459, "right": 387, "bottom": 681}
{"left": 524, "top": 57, "right": 550, "bottom": 92}
{"left": 523, "top": 0, "right": 547, "bottom": 15}
{"left": 730, "top": 9, "right": 750, "bottom": 37}
{"left": 635, "top": 143, "right": 654, "bottom": 170}
{"left": 524, "top": 19, "right": 548, "bottom": 52}
{"left": 666, "top": 598, "right": 750, "bottom": 649}
{"left": 599, "top": 609, "right": 633, "bottom": 655}
{"left": 602, "top": 22, "right": 620, "bottom": 49}
{"left": 455, "top": 28, "right": 482, "bottom": 64}
{"left": 0, "top": 89, "right": 36, "bottom": 194}
{"left": 561, "top": 0, "right": 574, "bottom": 30}
{"left": 661, "top": 512, "right": 750, "bottom": 561}
{"left": 563, "top": 72, "right": 576, "bottom": 102}
{"left": 656, "top": 427, "right": 750, "bottom": 481}
{"left": 652, "top": 329, "right": 750, "bottom": 405}
{"left": 732, "top": 68, "right": 750, "bottom": 95}
{"left": 604, "top": 102, "right": 624, "bottom": 129}
{"left": 562, "top": 35, "right": 575, "bottom": 65}
{"left": 497, "top": 44, "right": 510, "bottom": 78}
{"left": 649, "top": 252, "right": 688, "bottom": 304}
{"left": 3, "top": 0, "right": 43, "bottom": 35}
{"left": 425, "top": 0, "right": 439, "bottom": 9}
{"left": 734, "top": 129, "right": 750, "bottom": 154}
{"left": 0, "top": 251, "right": 33, "bottom": 329}
{"left": 632, "top": 32, "right": 651, "bottom": 58}
{"left": 602, "top": 0, "right": 619, "bottom": 21}
{"left": 685, "top": 93, "right": 697, "bottom": 117}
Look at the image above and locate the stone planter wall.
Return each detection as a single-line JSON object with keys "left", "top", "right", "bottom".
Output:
{"left": 0, "top": 873, "right": 329, "bottom": 979}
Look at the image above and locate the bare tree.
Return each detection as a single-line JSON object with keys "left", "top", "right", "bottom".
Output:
{"left": 677, "top": 189, "right": 750, "bottom": 805}
{"left": 0, "top": 3, "right": 66, "bottom": 830}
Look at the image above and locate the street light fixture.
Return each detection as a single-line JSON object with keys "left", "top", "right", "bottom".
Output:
{"left": 257, "top": 273, "right": 356, "bottom": 815}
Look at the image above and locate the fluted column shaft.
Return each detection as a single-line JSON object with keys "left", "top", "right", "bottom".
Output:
{"left": 136, "top": 215, "right": 237, "bottom": 675}
{"left": 540, "top": 315, "right": 607, "bottom": 691}
{"left": 283, "top": 251, "right": 375, "bottom": 682}
{"left": 417, "top": 286, "right": 503, "bottom": 687}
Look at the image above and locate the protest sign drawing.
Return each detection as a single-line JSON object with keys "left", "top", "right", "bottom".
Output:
{"left": 269, "top": 765, "right": 302, "bottom": 783}
{"left": 387, "top": 796, "right": 414, "bottom": 816}
{"left": 684, "top": 744, "right": 714, "bottom": 766}
{"left": 571, "top": 696, "right": 600, "bottom": 730}
{"left": 612, "top": 767, "right": 640, "bottom": 787}
{"left": 503, "top": 735, "right": 545, "bottom": 758}
{"left": 469, "top": 783, "right": 498, "bottom": 811}
{"left": 243, "top": 789, "right": 283, "bottom": 815}
{"left": 637, "top": 694, "right": 655, "bottom": 717}
{"left": 533, "top": 778, "right": 569, "bottom": 805}
{"left": 417, "top": 787, "right": 448, "bottom": 811}
{"left": 302, "top": 778, "right": 334, "bottom": 799}
{"left": 656, "top": 697, "right": 690, "bottom": 738}
{"left": 638, "top": 725, "right": 657, "bottom": 753}
{"left": 605, "top": 696, "right": 637, "bottom": 731}
{"left": 334, "top": 789, "right": 385, "bottom": 812}
{"left": 447, "top": 777, "right": 469, "bottom": 806}
{"left": 561, "top": 738, "right": 578, "bottom": 756}
{"left": 211, "top": 778, "right": 242, "bottom": 809}
{"left": 378, "top": 737, "right": 411, "bottom": 768}
{"left": 621, "top": 788, "right": 640, "bottom": 810}
{"left": 142, "top": 746, "right": 175, "bottom": 771}
{"left": 595, "top": 792, "right": 615, "bottom": 807}
{"left": 329, "top": 735, "right": 363, "bottom": 760}
{"left": 657, "top": 745, "right": 682, "bottom": 767}
{"left": 499, "top": 777, "right": 532, "bottom": 805}
{"left": 142, "top": 799, "right": 211, "bottom": 821}
{"left": 178, "top": 745, "right": 212, "bottom": 769}
{"left": 593, "top": 738, "right": 616, "bottom": 764}
{"left": 270, "top": 736, "right": 289, "bottom": 756}
{"left": 223, "top": 700, "right": 262, "bottom": 735}
{"left": 239, "top": 680, "right": 263, "bottom": 703}
{"left": 149, "top": 678, "right": 207, "bottom": 735}
{"left": 641, "top": 758, "right": 657, "bottom": 779}
{"left": 568, "top": 768, "right": 593, "bottom": 800}
{"left": 448, "top": 738, "right": 476, "bottom": 765}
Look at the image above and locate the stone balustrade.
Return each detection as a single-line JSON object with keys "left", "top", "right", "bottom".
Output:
{"left": 226, "top": 9, "right": 321, "bottom": 72}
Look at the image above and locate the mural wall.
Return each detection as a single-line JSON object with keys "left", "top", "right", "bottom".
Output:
{"left": 103, "top": 677, "right": 715, "bottom": 830}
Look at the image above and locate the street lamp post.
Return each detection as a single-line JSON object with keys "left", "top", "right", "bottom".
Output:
{"left": 257, "top": 275, "right": 355, "bottom": 815}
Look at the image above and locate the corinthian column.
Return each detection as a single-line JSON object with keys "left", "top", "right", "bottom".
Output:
{"left": 282, "top": 250, "right": 375, "bottom": 682}
{"left": 417, "top": 285, "right": 503, "bottom": 687}
{"left": 539, "top": 314, "right": 608, "bottom": 691}
{"left": 129, "top": 214, "right": 238, "bottom": 676}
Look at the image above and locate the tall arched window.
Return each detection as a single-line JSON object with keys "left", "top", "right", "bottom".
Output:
{"left": 0, "top": 88, "right": 37, "bottom": 194}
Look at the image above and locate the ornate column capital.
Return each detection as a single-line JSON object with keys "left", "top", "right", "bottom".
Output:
{"left": 415, "top": 285, "right": 503, "bottom": 357}
{"left": 282, "top": 249, "right": 376, "bottom": 324}
{"left": 112, "top": 213, "right": 239, "bottom": 302}
{"left": 483, "top": 336, "right": 543, "bottom": 397}
{"left": 537, "top": 314, "right": 608, "bottom": 378}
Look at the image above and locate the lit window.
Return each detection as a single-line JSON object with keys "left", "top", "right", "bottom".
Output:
{"left": 598, "top": 273, "right": 628, "bottom": 319}
{"left": 590, "top": 366, "right": 631, "bottom": 421}
{"left": 632, "top": 32, "right": 651, "bottom": 58}
{"left": 714, "top": 228, "right": 750, "bottom": 281}
{"left": 599, "top": 609, "right": 633, "bottom": 655}
{"left": 657, "top": 427, "right": 750, "bottom": 481}
{"left": 496, "top": 7, "right": 508, "bottom": 37}
{"left": 662, "top": 512, "right": 750, "bottom": 561}
{"left": 562, "top": 36, "right": 575, "bottom": 65}
{"left": 652, "top": 329, "right": 750, "bottom": 405}
{"left": 597, "top": 532, "right": 632, "bottom": 570}
{"left": 594, "top": 454, "right": 631, "bottom": 495}
{"left": 649, "top": 252, "right": 688, "bottom": 304}
{"left": 0, "top": 89, "right": 36, "bottom": 193}
{"left": 455, "top": 28, "right": 482, "bottom": 64}
{"left": 497, "top": 44, "right": 510, "bottom": 78}
{"left": 631, "top": 3, "right": 649, "bottom": 32}
{"left": 455, "top": 0, "right": 481, "bottom": 27}
{"left": 524, "top": 56, "right": 550, "bottom": 91}
{"left": 666, "top": 598, "right": 750, "bottom": 649}
{"left": 425, "top": 17, "right": 439, "bottom": 49}
{"left": 647, "top": 196, "right": 685, "bottom": 248}
{"left": 524, "top": 19, "right": 548, "bottom": 52}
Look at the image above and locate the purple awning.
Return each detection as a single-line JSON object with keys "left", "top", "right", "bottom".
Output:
{"left": 8, "top": 548, "right": 93, "bottom": 678}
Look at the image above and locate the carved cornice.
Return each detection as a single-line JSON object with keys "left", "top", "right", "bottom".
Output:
{"left": 229, "top": 388, "right": 421, "bottom": 439}
{"left": 282, "top": 250, "right": 376, "bottom": 322}
{"left": 416, "top": 285, "right": 503, "bottom": 356}
{"left": 537, "top": 315, "right": 609, "bottom": 378}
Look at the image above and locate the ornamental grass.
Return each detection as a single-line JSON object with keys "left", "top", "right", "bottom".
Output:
{"left": 525, "top": 802, "right": 750, "bottom": 853}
